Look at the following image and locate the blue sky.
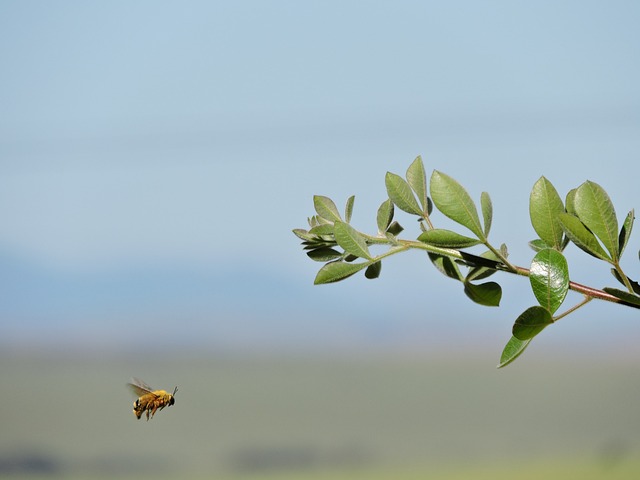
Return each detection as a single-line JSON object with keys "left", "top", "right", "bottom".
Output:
{"left": 1, "top": 1, "right": 639, "bottom": 356}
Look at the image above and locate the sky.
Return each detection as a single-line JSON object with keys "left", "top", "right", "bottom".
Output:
{"left": 1, "top": 1, "right": 639, "bottom": 357}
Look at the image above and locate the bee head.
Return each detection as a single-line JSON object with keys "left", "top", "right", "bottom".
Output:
{"left": 169, "top": 386, "right": 178, "bottom": 406}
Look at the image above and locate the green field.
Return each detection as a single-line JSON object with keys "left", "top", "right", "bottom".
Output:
{"left": 1, "top": 351, "right": 639, "bottom": 478}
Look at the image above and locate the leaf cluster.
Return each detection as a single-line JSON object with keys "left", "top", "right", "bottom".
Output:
{"left": 294, "top": 156, "right": 640, "bottom": 367}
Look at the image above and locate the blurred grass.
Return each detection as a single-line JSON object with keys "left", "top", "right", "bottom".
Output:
{"left": 1, "top": 350, "right": 639, "bottom": 478}
{"left": 220, "top": 459, "right": 640, "bottom": 480}
{"left": 5, "top": 459, "right": 640, "bottom": 480}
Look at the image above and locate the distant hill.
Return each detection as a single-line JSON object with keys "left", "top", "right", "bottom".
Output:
{"left": 0, "top": 249, "right": 422, "bottom": 352}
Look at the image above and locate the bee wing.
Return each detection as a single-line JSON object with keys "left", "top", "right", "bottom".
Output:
{"left": 127, "top": 377, "right": 155, "bottom": 397}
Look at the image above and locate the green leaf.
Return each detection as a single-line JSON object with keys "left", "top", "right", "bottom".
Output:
{"left": 406, "top": 156, "right": 429, "bottom": 213}
{"left": 529, "top": 248, "right": 569, "bottom": 314}
{"left": 293, "top": 228, "right": 314, "bottom": 242}
{"left": 418, "top": 229, "right": 482, "bottom": 248}
{"left": 619, "top": 209, "right": 634, "bottom": 257}
{"left": 308, "top": 215, "right": 329, "bottom": 228}
{"left": 302, "top": 238, "right": 334, "bottom": 250}
{"left": 610, "top": 269, "right": 640, "bottom": 295}
{"left": 512, "top": 306, "right": 553, "bottom": 341}
{"left": 426, "top": 197, "right": 434, "bottom": 215}
{"left": 480, "top": 191, "right": 493, "bottom": 237}
{"left": 558, "top": 213, "right": 611, "bottom": 261}
{"left": 574, "top": 181, "right": 619, "bottom": 261}
{"left": 466, "top": 267, "right": 497, "bottom": 282}
{"left": 377, "top": 199, "right": 394, "bottom": 234}
{"left": 602, "top": 287, "right": 640, "bottom": 307}
{"left": 386, "top": 221, "right": 404, "bottom": 236}
{"left": 308, "top": 224, "right": 335, "bottom": 236}
{"left": 344, "top": 195, "right": 355, "bottom": 224}
{"left": 314, "top": 261, "right": 370, "bottom": 284}
{"left": 306, "top": 248, "right": 342, "bottom": 262}
{"left": 497, "top": 336, "right": 532, "bottom": 368}
{"left": 385, "top": 172, "right": 423, "bottom": 216}
{"left": 456, "top": 251, "right": 502, "bottom": 270}
{"left": 334, "top": 221, "right": 372, "bottom": 260}
{"left": 528, "top": 239, "right": 549, "bottom": 252}
{"left": 365, "top": 261, "right": 382, "bottom": 279}
{"left": 466, "top": 250, "right": 501, "bottom": 282}
{"left": 428, "top": 253, "right": 463, "bottom": 281}
{"left": 464, "top": 281, "right": 502, "bottom": 307}
{"left": 565, "top": 188, "right": 577, "bottom": 216}
{"left": 313, "top": 195, "right": 342, "bottom": 223}
{"left": 430, "top": 171, "right": 485, "bottom": 240}
{"left": 529, "top": 176, "right": 565, "bottom": 250}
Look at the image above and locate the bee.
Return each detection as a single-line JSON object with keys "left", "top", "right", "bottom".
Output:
{"left": 127, "top": 377, "right": 178, "bottom": 420}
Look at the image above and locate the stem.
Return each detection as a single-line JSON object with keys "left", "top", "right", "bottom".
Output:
{"left": 422, "top": 212, "right": 434, "bottom": 230}
{"left": 376, "top": 244, "right": 410, "bottom": 260}
{"left": 513, "top": 264, "right": 637, "bottom": 308}
{"left": 384, "top": 239, "right": 640, "bottom": 310}
{"left": 553, "top": 296, "right": 594, "bottom": 322}
{"left": 398, "top": 239, "right": 479, "bottom": 263}
{"left": 398, "top": 239, "right": 515, "bottom": 271}
{"left": 485, "top": 242, "right": 517, "bottom": 273}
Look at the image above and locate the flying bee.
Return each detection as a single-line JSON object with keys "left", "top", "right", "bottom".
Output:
{"left": 127, "top": 377, "right": 178, "bottom": 420}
